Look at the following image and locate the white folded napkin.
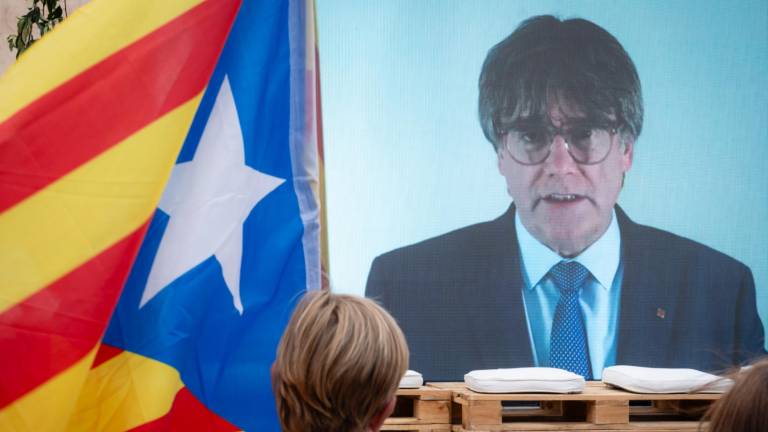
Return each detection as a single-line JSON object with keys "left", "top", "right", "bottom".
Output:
{"left": 464, "top": 367, "right": 585, "bottom": 393}
{"left": 399, "top": 369, "right": 423, "bottom": 388}
{"left": 602, "top": 365, "right": 733, "bottom": 393}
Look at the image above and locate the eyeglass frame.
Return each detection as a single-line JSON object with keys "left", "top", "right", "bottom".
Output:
{"left": 495, "top": 120, "right": 622, "bottom": 166}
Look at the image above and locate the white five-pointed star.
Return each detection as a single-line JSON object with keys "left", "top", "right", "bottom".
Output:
{"left": 140, "top": 76, "right": 284, "bottom": 314}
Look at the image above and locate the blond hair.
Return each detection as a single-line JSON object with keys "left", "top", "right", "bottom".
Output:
{"left": 703, "top": 358, "right": 768, "bottom": 432}
{"left": 273, "top": 290, "right": 409, "bottom": 432}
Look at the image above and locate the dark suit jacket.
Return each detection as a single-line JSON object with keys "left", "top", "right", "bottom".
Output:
{"left": 366, "top": 205, "right": 766, "bottom": 381}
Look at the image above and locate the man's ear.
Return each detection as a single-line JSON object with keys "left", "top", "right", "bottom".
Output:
{"left": 621, "top": 137, "right": 634, "bottom": 172}
{"left": 368, "top": 396, "right": 397, "bottom": 432}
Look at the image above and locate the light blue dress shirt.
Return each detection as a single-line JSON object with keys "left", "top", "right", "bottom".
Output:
{"left": 517, "top": 211, "right": 624, "bottom": 379}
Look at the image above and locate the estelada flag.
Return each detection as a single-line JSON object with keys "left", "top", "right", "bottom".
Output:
{"left": 89, "top": 0, "right": 325, "bottom": 429}
{"left": 1, "top": 0, "right": 325, "bottom": 430}
{"left": 0, "top": 0, "right": 241, "bottom": 429}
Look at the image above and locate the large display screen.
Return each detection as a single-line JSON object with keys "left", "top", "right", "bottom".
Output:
{"left": 317, "top": 1, "right": 767, "bottom": 380}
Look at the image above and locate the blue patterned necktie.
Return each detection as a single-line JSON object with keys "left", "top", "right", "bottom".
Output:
{"left": 549, "top": 260, "right": 593, "bottom": 380}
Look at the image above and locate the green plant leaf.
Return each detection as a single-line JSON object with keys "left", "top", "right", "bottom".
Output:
{"left": 8, "top": 0, "right": 68, "bottom": 58}
{"left": 16, "top": 43, "right": 28, "bottom": 59}
{"left": 16, "top": 15, "right": 26, "bottom": 34}
{"left": 20, "top": 17, "right": 33, "bottom": 44}
{"left": 30, "top": 7, "right": 41, "bottom": 23}
{"left": 17, "top": 36, "right": 29, "bottom": 52}
{"left": 50, "top": 6, "right": 63, "bottom": 20}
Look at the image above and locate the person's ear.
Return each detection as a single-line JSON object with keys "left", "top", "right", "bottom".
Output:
{"left": 270, "top": 362, "right": 277, "bottom": 392}
{"left": 621, "top": 137, "right": 634, "bottom": 172}
{"left": 368, "top": 397, "right": 397, "bottom": 432}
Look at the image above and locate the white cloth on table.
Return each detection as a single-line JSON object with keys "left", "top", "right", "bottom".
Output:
{"left": 464, "top": 367, "right": 585, "bottom": 393}
{"left": 601, "top": 365, "right": 733, "bottom": 393}
{"left": 399, "top": 369, "right": 423, "bottom": 388}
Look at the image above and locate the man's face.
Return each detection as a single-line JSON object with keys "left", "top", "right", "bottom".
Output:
{"left": 497, "top": 104, "right": 633, "bottom": 257}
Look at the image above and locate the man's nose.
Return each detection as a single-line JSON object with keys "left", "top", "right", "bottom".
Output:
{"left": 544, "top": 135, "right": 578, "bottom": 173}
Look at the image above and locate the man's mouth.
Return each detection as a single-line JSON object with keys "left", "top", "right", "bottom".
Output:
{"left": 532, "top": 193, "right": 593, "bottom": 210}
{"left": 542, "top": 193, "right": 584, "bottom": 202}
{"left": 533, "top": 193, "right": 592, "bottom": 210}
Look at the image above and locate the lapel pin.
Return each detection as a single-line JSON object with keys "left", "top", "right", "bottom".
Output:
{"left": 656, "top": 308, "right": 666, "bottom": 319}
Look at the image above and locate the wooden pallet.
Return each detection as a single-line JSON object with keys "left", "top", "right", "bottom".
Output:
{"left": 429, "top": 382, "right": 717, "bottom": 431}
{"left": 383, "top": 425, "right": 451, "bottom": 431}
{"left": 449, "top": 422, "right": 706, "bottom": 431}
{"left": 382, "top": 386, "right": 452, "bottom": 431}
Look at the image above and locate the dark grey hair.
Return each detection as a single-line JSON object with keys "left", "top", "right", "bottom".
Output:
{"left": 479, "top": 15, "right": 643, "bottom": 150}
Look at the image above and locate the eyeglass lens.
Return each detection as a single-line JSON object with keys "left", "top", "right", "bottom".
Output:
{"left": 502, "top": 126, "right": 614, "bottom": 165}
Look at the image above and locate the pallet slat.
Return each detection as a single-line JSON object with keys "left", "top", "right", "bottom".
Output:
{"left": 384, "top": 386, "right": 453, "bottom": 428}
{"left": 586, "top": 400, "right": 629, "bottom": 424}
{"left": 451, "top": 420, "right": 706, "bottom": 431}
{"left": 432, "top": 382, "right": 716, "bottom": 431}
{"left": 382, "top": 424, "right": 451, "bottom": 431}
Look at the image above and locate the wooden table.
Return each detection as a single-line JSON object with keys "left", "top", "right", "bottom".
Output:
{"left": 383, "top": 386, "right": 453, "bottom": 431}
{"left": 426, "top": 382, "right": 717, "bottom": 431}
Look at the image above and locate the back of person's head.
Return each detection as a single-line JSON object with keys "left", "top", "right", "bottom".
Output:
{"left": 704, "top": 358, "right": 768, "bottom": 432}
{"left": 272, "top": 290, "right": 409, "bottom": 432}
{"left": 478, "top": 14, "right": 643, "bottom": 150}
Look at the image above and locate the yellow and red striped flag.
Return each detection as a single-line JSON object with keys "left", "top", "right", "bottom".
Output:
{"left": 0, "top": 0, "right": 241, "bottom": 429}
{"left": 2, "top": 0, "right": 326, "bottom": 429}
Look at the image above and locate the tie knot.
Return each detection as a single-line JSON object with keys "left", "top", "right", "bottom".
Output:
{"left": 550, "top": 261, "right": 589, "bottom": 294}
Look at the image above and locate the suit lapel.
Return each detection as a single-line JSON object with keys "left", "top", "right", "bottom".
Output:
{"left": 615, "top": 207, "right": 676, "bottom": 366}
{"left": 490, "top": 204, "right": 535, "bottom": 366}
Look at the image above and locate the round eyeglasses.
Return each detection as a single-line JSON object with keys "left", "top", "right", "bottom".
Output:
{"left": 499, "top": 124, "right": 620, "bottom": 165}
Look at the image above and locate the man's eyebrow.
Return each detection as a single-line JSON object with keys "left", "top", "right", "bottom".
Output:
{"left": 550, "top": 116, "right": 613, "bottom": 126}
{"left": 505, "top": 118, "right": 546, "bottom": 129}
{"left": 507, "top": 118, "right": 592, "bottom": 128}
{"left": 562, "top": 119, "right": 601, "bottom": 128}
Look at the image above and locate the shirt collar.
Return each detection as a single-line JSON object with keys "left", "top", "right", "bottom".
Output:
{"left": 516, "top": 208, "right": 621, "bottom": 290}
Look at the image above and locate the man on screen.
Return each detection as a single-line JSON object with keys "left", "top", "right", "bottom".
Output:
{"left": 366, "top": 15, "right": 765, "bottom": 381}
